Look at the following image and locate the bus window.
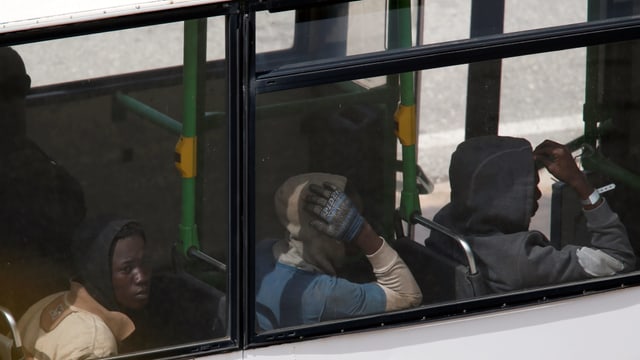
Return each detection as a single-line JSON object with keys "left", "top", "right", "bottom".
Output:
{"left": 256, "top": 10, "right": 296, "bottom": 54}
{"left": 503, "top": 0, "right": 586, "bottom": 33}
{"left": 255, "top": 0, "right": 421, "bottom": 73}
{"left": 411, "top": 41, "right": 638, "bottom": 303}
{"left": 14, "top": 17, "right": 226, "bottom": 88}
{"left": 253, "top": 74, "right": 415, "bottom": 331}
{"left": 1, "top": 15, "right": 229, "bottom": 358}
{"left": 419, "top": 47, "right": 587, "bottom": 232}
{"left": 424, "top": 1, "right": 633, "bottom": 46}
{"left": 252, "top": 41, "right": 639, "bottom": 322}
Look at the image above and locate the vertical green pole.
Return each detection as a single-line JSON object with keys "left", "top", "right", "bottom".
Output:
{"left": 396, "top": 0, "right": 420, "bottom": 222}
{"left": 179, "top": 19, "right": 205, "bottom": 254}
{"left": 583, "top": 0, "right": 600, "bottom": 152}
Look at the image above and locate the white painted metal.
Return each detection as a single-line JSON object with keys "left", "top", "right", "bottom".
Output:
{"left": 198, "top": 286, "right": 640, "bottom": 359}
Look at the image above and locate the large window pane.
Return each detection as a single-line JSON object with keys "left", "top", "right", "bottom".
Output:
{"left": 254, "top": 40, "right": 640, "bottom": 329}
{"left": 256, "top": 0, "right": 638, "bottom": 74}
{"left": 416, "top": 43, "right": 637, "bottom": 303}
{"left": 15, "top": 17, "right": 226, "bottom": 87}
{"left": 1, "top": 17, "right": 228, "bottom": 358}
{"left": 253, "top": 77, "right": 409, "bottom": 331}
{"left": 255, "top": 0, "right": 421, "bottom": 72}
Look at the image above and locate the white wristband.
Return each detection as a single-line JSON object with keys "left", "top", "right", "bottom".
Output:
{"left": 581, "top": 189, "right": 601, "bottom": 206}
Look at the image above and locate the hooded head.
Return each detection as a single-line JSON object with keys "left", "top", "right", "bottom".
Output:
{"left": 273, "top": 173, "right": 349, "bottom": 275}
{"left": 72, "top": 217, "right": 151, "bottom": 312}
{"left": 441, "top": 135, "right": 537, "bottom": 235}
{"left": 0, "top": 47, "right": 31, "bottom": 139}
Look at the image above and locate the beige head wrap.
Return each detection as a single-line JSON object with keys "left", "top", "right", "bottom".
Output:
{"left": 272, "top": 173, "right": 348, "bottom": 275}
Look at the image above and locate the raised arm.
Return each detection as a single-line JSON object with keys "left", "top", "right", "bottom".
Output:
{"left": 533, "top": 140, "right": 635, "bottom": 275}
{"left": 305, "top": 182, "right": 422, "bottom": 310}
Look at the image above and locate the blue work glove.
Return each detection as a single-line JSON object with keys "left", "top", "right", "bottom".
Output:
{"left": 304, "top": 182, "right": 365, "bottom": 243}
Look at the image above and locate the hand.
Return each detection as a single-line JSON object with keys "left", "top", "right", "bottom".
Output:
{"left": 533, "top": 139, "right": 593, "bottom": 199}
{"left": 304, "top": 182, "right": 365, "bottom": 243}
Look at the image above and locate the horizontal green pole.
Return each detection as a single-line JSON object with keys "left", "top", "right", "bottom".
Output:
{"left": 115, "top": 92, "right": 182, "bottom": 134}
{"left": 582, "top": 153, "right": 640, "bottom": 192}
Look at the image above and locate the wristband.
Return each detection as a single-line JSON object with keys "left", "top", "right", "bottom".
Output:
{"left": 581, "top": 189, "right": 601, "bottom": 206}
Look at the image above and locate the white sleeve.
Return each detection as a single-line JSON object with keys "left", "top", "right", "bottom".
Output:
{"left": 366, "top": 239, "right": 422, "bottom": 311}
{"left": 578, "top": 199, "right": 635, "bottom": 275}
{"left": 576, "top": 247, "right": 625, "bottom": 276}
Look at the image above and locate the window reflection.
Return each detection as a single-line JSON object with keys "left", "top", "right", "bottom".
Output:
{"left": 254, "top": 40, "right": 640, "bottom": 323}
{"left": 254, "top": 78, "right": 404, "bottom": 330}
{"left": 0, "top": 46, "right": 85, "bottom": 320}
{"left": 0, "top": 17, "right": 228, "bottom": 358}
{"left": 255, "top": 173, "right": 422, "bottom": 330}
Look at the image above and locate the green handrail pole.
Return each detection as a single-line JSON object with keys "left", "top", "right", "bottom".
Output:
{"left": 178, "top": 19, "right": 206, "bottom": 256}
{"left": 394, "top": 0, "right": 421, "bottom": 223}
{"left": 115, "top": 92, "right": 183, "bottom": 134}
{"left": 582, "top": 153, "right": 640, "bottom": 192}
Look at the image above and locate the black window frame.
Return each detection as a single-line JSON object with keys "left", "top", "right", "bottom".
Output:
{"left": 4, "top": 0, "right": 640, "bottom": 356}
{"left": 0, "top": 2, "right": 241, "bottom": 359}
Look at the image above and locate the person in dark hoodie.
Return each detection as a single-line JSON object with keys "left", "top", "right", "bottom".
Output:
{"left": 0, "top": 46, "right": 86, "bottom": 318}
{"left": 429, "top": 136, "right": 635, "bottom": 294}
{"left": 17, "top": 218, "right": 150, "bottom": 360}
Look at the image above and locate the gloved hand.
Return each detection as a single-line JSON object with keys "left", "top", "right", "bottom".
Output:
{"left": 304, "top": 182, "right": 365, "bottom": 243}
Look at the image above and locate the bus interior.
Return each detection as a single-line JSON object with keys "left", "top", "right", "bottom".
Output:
{"left": 2, "top": 0, "right": 640, "bottom": 359}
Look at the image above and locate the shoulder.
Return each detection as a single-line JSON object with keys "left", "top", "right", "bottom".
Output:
{"left": 33, "top": 309, "right": 118, "bottom": 360}
{"left": 19, "top": 292, "right": 64, "bottom": 326}
{"left": 18, "top": 292, "right": 66, "bottom": 350}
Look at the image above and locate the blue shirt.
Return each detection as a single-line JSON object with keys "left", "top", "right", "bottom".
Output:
{"left": 255, "top": 240, "right": 386, "bottom": 330}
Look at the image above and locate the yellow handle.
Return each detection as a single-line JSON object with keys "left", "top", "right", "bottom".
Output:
{"left": 174, "top": 136, "right": 197, "bottom": 178}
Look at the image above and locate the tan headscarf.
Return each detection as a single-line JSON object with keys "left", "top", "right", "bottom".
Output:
{"left": 272, "top": 173, "right": 348, "bottom": 276}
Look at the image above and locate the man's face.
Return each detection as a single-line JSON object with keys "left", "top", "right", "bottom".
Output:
{"left": 111, "top": 235, "right": 151, "bottom": 310}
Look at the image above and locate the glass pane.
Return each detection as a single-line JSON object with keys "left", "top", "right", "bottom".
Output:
{"left": 416, "top": 43, "right": 637, "bottom": 303}
{"left": 255, "top": 0, "right": 421, "bottom": 72}
{"left": 15, "top": 17, "right": 226, "bottom": 87}
{"left": 504, "top": 0, "right": 586, "bottom": 33}
{"left": 1, "top": 18, "right": 228, "bottom": 358}
{"left": 254, "top": 40, "right": 640, "bottom": 329}
{"left": 256, "top": 10, "right": 296, "bottom": 53}
{"left": 256, "top": 0, "right": 640, "bottom": 74}
{"left": 426, "top": 1, "right": 628, "bottom": 45}
{"left": 253, "top": 78, "right": 407, "bottom": 331}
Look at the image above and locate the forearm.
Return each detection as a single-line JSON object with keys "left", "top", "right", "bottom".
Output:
{"left": 578, "top": 199, "right": 635, "bottom": 275}
{"left": 353, "top": 222, "right": 383, "bottom": 255}
{"left": 567, "top": 174, "right": 603, "bottom": 210}
{"left": 366, "top": 239, "right": 422, "bottom": 311}
{"left": 302, "top": 181, "right": 422, "bottom": 308}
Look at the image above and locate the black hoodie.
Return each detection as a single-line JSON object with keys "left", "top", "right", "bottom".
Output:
{"left": 72, "top": 218, "right": 137, "bottom": 312}
{"left": 430, "top": 136, "right": 635, "bottom": 293}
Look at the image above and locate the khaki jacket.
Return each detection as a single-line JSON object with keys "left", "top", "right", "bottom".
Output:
{"left": 17, "top": 282, "right": 134, "bottom": 360}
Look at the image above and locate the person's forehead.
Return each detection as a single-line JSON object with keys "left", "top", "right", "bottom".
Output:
{"left": 112, "top": 235, "right": 145, "bottom": 259}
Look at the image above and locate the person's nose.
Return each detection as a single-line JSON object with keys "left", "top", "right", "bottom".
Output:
{"left": 133, "top": 267, "right": 150, "bottom": 285}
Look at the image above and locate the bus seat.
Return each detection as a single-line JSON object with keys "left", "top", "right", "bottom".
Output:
{"left": 550, "top": 180, "right": 589, "bottom": 249}
{"left": 0, "top": 307, "right": 25, "bottom": 360}
{"left": 394, "top": 236, "right": 489, "bottom": 304}
{"left": 148, "top": 272, "right": 227, "bottom": 343}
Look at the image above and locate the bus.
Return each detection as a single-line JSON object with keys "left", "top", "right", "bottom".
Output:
{"left": 2, "top": 0, "right": 640, "bottom": 359}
